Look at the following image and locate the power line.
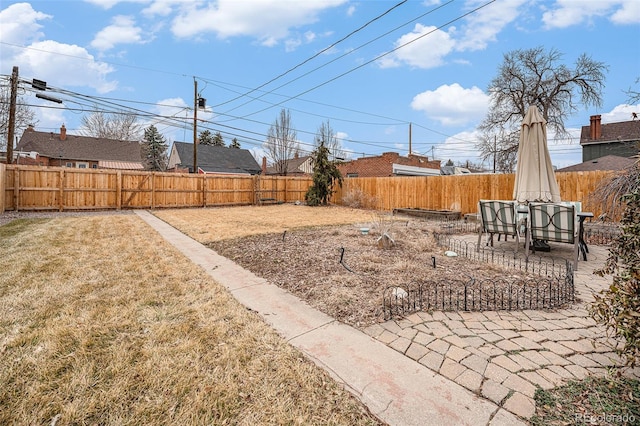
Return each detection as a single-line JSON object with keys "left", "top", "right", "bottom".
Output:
{"left": 217, "top": 0, "right": 455, "bottom": 117}
{"left": 213, "top": 0, "right": 409, "bottom": 109}
{"left": 235, "top": 0, "right": 496, "bottom": 119}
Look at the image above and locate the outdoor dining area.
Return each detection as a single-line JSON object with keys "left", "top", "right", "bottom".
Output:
{"left": 476, "top": 105, "right": 594, "bottom": 271}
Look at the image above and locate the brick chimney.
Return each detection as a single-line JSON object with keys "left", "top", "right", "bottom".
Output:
{"left": 60, "top": 124, "right": 67, "bottom": 141}
{"left": 262, "top": 156, "right": 267, "bottom": 174}
{"left": 589, "top": 115, "right": 601, "bottom": 140}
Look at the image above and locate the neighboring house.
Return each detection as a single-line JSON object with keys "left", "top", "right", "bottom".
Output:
{"left": 580, "top": 115, "right": 640, "bottom": 162}
{"left": 15, "top": 124, "right": 144, "bottom": 170}
{"left": 440, "top": 165, "right": 472, "bottom": 175}
{"left": 264, "top": 153, "right": 313, "bottom": 176}
{"left": 338, "top": 152, "right": 441, "bottom": 177}
{"left": 168, "top": 141, "right": 261, "bottom": 175}
{"left": 556, "top": 155, "right": 636, "bottom": 173}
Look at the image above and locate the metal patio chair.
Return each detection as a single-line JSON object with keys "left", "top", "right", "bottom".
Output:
{"left": 525, "top": 202, "right": 579, "bottom": 270}
{"left": 477, "top": 200, "right": 519, "bottom": 253}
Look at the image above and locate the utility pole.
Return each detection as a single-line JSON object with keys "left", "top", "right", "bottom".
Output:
{"left": 493, "top": 135, "right": 497, "bottom": 173}
{"left": 192, "top": 78, "right": 198, "bottom": 173}
{"left": 408, "top": 122, "right": 412, "bottom": 155}
{"left": 6, "top": 66, "right": 18, "bottom": 164}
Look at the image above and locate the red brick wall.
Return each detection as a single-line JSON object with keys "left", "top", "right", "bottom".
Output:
{"left": 338, "top": 152, "right": 441, "bottom": 177}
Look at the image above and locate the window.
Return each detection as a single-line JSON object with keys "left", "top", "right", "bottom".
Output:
{"left": 76, "top": 162, "right": 89, "bottom": 169}
{"left": 66, "top": 162, "right": 73, "bottom": 167}
{"left": 92, "top": 164, "right": 98, "bottom": 169}
{"left": 346, "top": 173, "right": 359, "bottom": 178}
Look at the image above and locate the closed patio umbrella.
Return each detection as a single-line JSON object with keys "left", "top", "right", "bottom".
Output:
{"left": 513, "top": 105, "right": 561, "bottom": 203}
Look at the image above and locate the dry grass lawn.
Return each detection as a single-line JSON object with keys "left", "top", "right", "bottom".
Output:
{"left": 0, "top": 215, "right": 381, "bottom": 425}
{"left": 153, "top": 204, "right": 377, "bottom": 242}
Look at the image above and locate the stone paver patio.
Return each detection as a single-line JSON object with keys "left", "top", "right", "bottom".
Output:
{"left": 364, "top": 235, "right": 640, "bottom": 420}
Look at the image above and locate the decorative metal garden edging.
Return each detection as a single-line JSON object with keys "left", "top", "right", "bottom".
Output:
{"left": 435, "top": 234, "right": 569, "bottom": 278}
{"left": 382, "top": 267, "right": 574, "bottom": 320}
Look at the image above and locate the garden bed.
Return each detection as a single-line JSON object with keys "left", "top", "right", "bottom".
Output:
{"left": 392, "top": 208, "right": 461, "bottom": 220}
{"left": 209, "top": 221, "right": 548, "bottom": 327}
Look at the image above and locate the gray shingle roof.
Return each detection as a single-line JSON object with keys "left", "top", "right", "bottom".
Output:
{"left": 16, "top": 129, "right": 142, "bottom": 163}
{"left": 556, "top": 155, "right": 636, "bottom": 172}
{"left": 172, "top": 142, "right": 261, "bottom": 175}
{"left": 265, "top": 155, "right": 312, "bottom": 175}
{"left": 580, "top": 120, "right": 640, "bottom": 144}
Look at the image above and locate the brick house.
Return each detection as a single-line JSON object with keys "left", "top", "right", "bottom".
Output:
{"left": 580, "top": 115, "right": 640, "bottom": 162}
{"left": 15, "top": 125, "right": 144, "bottom": 169}
{"left": 337, "top": 152, "right": 441, "bottom": 177}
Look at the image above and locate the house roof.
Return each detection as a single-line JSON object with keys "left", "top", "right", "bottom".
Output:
{"left": 580, "top": 120, "right": 640, "bottom": 145}
{"left": 173, "top": 142, "right": 261, "bottom": 175}
{"left": 16, "top": 128, "right": 142, "bottom": 163}
{"left": 556, "top": 155, "right": 636, "bottom": 172}
{"left": 265, "top": 155, "right": 312, "bottom": 175}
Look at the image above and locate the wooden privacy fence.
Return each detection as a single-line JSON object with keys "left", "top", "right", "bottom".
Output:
{"left": 1, "top": 164, "right": 611, "bottom": 216}
{"left": 1, "top": 165, "right": 312, "bottom": 212}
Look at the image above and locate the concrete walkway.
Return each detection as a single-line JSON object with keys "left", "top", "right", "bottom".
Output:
{"left": 134, "top": 210, "right": 524, "bottom": 426}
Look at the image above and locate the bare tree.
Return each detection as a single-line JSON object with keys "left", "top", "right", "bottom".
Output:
{"left": 0, "top": 84, "right": 37, "bottom": 151}
{"left": 476, "top": 128, "right": 519, "bottom": 173}
{"left": 481, "top": 47, "right": 607, "bottom": 138}
{"left": 79, "top": 109, "right": 143, "bottom": 141}
{"left": 315, "top": 119, "right": 346, "bottom": 161}
{"left": 265, "top": 108, "right": 298, "bottom": 175}
{"left": 625, "top": 77, "right": 640, "bottom": 105}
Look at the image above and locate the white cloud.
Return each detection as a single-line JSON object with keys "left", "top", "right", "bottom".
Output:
{"left": 377, "top": 24, "right": 455, "bottom": 69}
{"left": 346, "top": 5, "right": 356, "bottom": 16}
{"left": 411, "top": 83, "right": 489, "bottom": 126}
{"left": 170, "top": 0, "right": 346, "bottom": 46}
{"left": 542, "top": 0, "right": 640, "bottom": 28}
{"left": 83, "top": 0, "right": 151, "bottom": 9}
{"left": 601, "top": 103, "right": 640, "bottom": 123}
{"left": 0, "top": 3, "right": 51, "bottom": 46}
{"left": 455, "top": 0, "right": 526, "bottom": 51}
{"left": 378, "top": 1, "right": 525, "bottom": 69}
{"left": 434, "top": 129, "right": 483, "bottom": 165}
{"left": 141, "top": 0, "right": 183, "bottom": 17}
{"left": 610, "top": 0, "right": 640, "bottom": 24}
{"left": 13, "top": 40, "right": 117, "bottom": 93}
{"left": 91, "top": 15, "right": 148, "bottom": 51}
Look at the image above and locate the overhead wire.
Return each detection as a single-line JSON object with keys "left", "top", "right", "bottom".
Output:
{"left": 213, "top": 0, "right": 409, "bottom": 109}
{"left": 233, "top": 0, "right": 497, "bottom": 120}
{"left": 217, "top": 0, "right": 456, "bottom": 117}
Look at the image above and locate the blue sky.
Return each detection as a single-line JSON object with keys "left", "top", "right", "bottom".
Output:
{"left": 1, "top": 0, "right": 639, "bottom": 168}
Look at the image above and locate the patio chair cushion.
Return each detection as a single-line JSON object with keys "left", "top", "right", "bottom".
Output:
{"left": 528, "top": 203, "right": 576, "bottom": 244}
{"left": 478, "top": 200, "right": 518, "bottom": 236}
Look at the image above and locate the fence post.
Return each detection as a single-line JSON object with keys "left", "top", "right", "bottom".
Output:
{"left": 0, "top": 163, "right": 5, "bottom": 213}
{"left": 150, "top": 172, "right": 155, "bottom": 209}
{"left": 202, "top": 174, "right": 207, "bottom": 207}
{"left": 13, "top": 167, "right": 20, "bottom": 212}
{"left": 116, "top": 170, "right": 122, "bottom": 210}
{"left": 58, "top": 169, "right": 64, "bottom": 211}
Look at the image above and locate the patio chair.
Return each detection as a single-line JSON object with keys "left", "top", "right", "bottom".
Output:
{"left": 477, "top": 200, "right": 519, "bottom": 253}
{"left": 525, "top": 202, "right": 579, "bottom": 271}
